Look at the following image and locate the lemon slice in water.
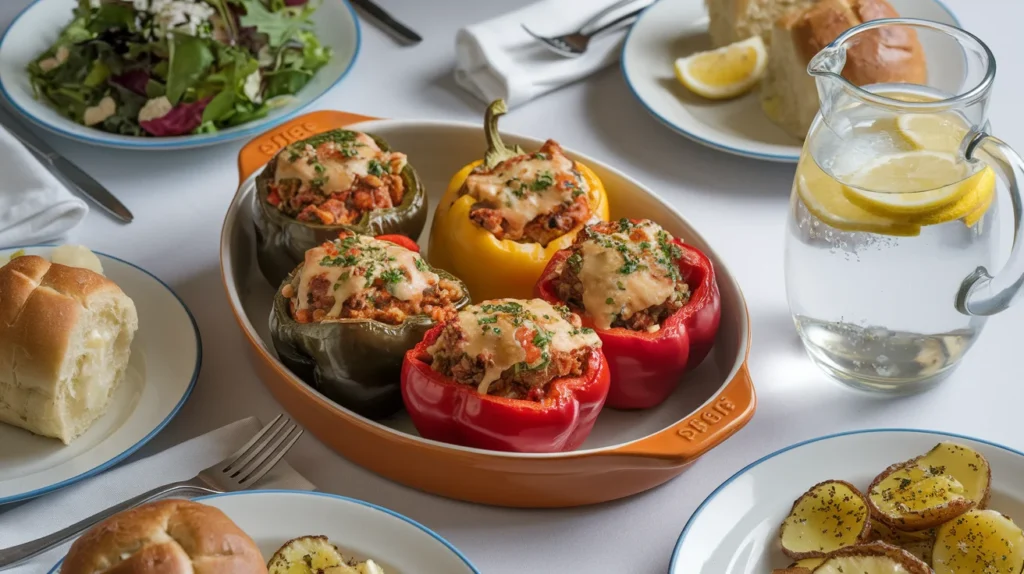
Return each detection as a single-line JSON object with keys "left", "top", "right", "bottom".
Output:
{"left": 841, "top": 151, "right": 972, "bottom": 214}
{"left": 897, "top": 113, "right": 970, "bottom": 152}
{"left": 673, "top": 36, "right": 767, "bottom": 100}
{"left": 796, "top": 159, "right": 920, "bottom": 237}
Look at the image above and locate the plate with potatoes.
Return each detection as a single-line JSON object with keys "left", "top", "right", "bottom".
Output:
{"left": 621, "top": 0, "right": 960, "bottom": 161}
{"left": 49, "top": 491, "right": 479, "bottom": 574}
{"left": 670, "top": 430, "right": 1024, "bottom": 573}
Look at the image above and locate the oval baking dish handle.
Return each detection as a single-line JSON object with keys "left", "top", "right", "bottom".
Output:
{"left": 237, "top": 110, "right": 379, "bottom": 183}
{"left": 609, "top": 362, "right": 756, "bottom": 464}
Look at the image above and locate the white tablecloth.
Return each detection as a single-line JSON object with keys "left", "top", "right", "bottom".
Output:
{"left": 2, "top": 1, "right": 1022, "bottom": 572}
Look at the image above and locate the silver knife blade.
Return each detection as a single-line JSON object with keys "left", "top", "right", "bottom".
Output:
{"left": 0, "top": 109, "right": 133, "bottom": 223}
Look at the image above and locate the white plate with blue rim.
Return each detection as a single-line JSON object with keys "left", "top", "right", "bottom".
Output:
{"left": 621, "top": 0, "right": 961, "bottom": 162}
{"left": 48, "top": 490, "right": 481, "bottom": 573}
{"left": 0, "top": 0, "right": 359, "bottom": 150}
{"left": 669, "top": 429, "right": 1024, "bottom": 573}
{"left": 0, "top": 246, "right": 199, "bottom": 504}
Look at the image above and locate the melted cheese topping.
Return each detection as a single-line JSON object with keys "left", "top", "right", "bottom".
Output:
{"left": 573, "top": 220, "right": 679, "bottom": 330}
{"left": 815, "top": 556, "right": 911, "bottom": 574}
{"left": 432, "top": 299, "right": 601, "bottom": 394}
{"left": 274, "top": 131, "right": 406, "bottom": 194}
{"left": 294, "top": 235, "right": 437, "bottom": 318}
{"left": 463, "top": 149, "right": 588, "bottom": 237}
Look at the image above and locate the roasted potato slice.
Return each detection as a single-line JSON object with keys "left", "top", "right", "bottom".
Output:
{"left": 267, "top": 535, "right": 346, "bottom": 574}
{"left": 868, "top": 442, "right": 990, "bottom": 530}
{"left": 779, "top": 480, "right": 871, "bottom": 559}
{"left": 324, "top": 561, "right": 385, "bottom": 574}
{"left": 868, "top": 521, "right": 936, "bottom": 564}
{"left": 772, "top": 558, "right": 825, "bottom": 574}
{"left": 811, "top": 542, "right": 932, "bottom": 574}
{"left": 932, "top": 509, "right": 1024, "bottom": 574}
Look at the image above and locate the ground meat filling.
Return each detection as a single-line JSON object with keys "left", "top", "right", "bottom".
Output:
{"left": 425, "top": 299, "right": 602, "bottom": 401}
{"left": 460, "top": 140, "right": 592, "bottom": 246}
{"left": 283, "top": 232, "right": 461, "bottom": 325}
{"left": 266, "top": 130, "right": 407, "bottom": 225}
{"left": 551, "top": 219, "right": 692, "bottom": 332}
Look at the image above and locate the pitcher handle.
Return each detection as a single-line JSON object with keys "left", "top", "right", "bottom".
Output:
{"left": 956, "top": 133, "right": 1024, "bottom": 316}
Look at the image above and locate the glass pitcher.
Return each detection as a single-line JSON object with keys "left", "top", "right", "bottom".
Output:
{"left": 784, "top": 18, "right": 1024, "bottom": 393}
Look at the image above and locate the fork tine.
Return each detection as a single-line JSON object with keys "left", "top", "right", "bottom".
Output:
{"left": 222, "top": 415, "right": 287, "bottom": 473}
{"left": 520, "top": 24, "right": 546, "bottom": 41}
{"left": 238, "top": 427, "right": 304, "bottom": 488}
{"left": 229, "top": 422, "right": 297, "bottom": 480}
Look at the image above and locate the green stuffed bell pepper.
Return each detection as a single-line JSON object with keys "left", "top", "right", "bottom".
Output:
{"left": 253, "top": 128, "right": 428, "bottom": 287}
{"left": 269, "top": 232, "right": 470, "bottom": 419}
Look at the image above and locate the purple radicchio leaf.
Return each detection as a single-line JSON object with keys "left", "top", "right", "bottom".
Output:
{"left": 139, "top": 98, "right": 210, "bottom": 136}
{"left": 111, "top": 69, "right": 150, "bottom": 96}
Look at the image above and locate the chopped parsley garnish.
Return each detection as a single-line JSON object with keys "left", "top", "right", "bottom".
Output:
{"left": 605, "top": 297, "right": 615, "bottom": 305}
{"left": 532, "top": 329, "right": 552, "bottom": 348}
{"left": 320, "top": 254, "right": 359, "bottom": 267}
{"left": 414, "top": 257, "right": 429, "bottom": 272}
{"left": 380, "top": 268, "right": 405, "bottom": 284}
{"left": 616, "top": 281, "right": 625, "bottom": 290}
{"left": 340, "top": 147, "right": 359, "bottom": 158}
{"left": 480, "top": 302, "right": 524, "bottom": 314}
{"left": 367, "top": 159, "right": 387, "bottom": 177}
{"left": 530, "top": 171, "right": 555, "bottom": 191}
{"left": 532, "top": 152, "right": 548, "bottom": 160}
{"left": 566, "top": 252, "right": 583, "bottom": 273}
{"left": 477, "top": 315, "right": 498, "bottom": 325}
{"left": 311, "top": 175, "right": 329, "bottom": 189}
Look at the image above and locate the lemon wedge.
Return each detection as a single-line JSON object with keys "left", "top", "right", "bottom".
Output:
{"left": 674, "top": 36, "right": 767, "bottom": 100}
{"left": 840, "top": 151, "right": 971, "bottom": 213}
{"left": 897, "top": 113, "right": 970, "bottom": 152}
{"left": 796, "top": 158, "right": 920, "bottom": 237}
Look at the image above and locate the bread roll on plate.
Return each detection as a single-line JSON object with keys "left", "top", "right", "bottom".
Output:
{"left": 0, "top": 254, "right": 138, "bottom": 444}
{"left": 62, "top": 499, "right": 268, "bottom": 574}
{"left": 760, "top": 0, "right": 927, "bottom": 139}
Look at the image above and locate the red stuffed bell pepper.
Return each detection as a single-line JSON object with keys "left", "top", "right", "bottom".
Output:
{"left": 400, "top": 298, "right": 610, "bottom": 453}
{"left": 535, "top": 219, "right": 721, "bottom": 409}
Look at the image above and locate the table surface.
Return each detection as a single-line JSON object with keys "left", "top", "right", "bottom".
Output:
{"left": 3, "top": 0, "right": 1024, "bottom": 572}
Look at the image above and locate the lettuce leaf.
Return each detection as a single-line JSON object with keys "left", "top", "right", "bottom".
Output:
{"left": 165, "top": 33, "right": 214, "bottom": 104}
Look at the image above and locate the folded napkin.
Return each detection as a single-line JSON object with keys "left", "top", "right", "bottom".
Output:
{"left": 0, "top": 417, "right": 314, "bottom": 573}
{"left": 455, "top": 0, "right": 638, "bottom": 108}
{"left": 0, "top": 124, "right": 88, "bottom": 248}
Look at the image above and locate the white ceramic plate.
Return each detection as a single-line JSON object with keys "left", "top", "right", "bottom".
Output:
{"left": 670, "top": 429, "right": 1024, "bottom": 573}
{"left": 0, "top": 0, "right": 360, "bottom": 150}
{"left": 621, "top": 0, "right": 961, "bottom": 162}
{"left": 48, "top": 490, "right": 480, "bottom": 573}
{"left": 0, "top": 246, "right": 199, "bottom": 504}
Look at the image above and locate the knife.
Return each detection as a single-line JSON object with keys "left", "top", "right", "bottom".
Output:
{"left": 349, "top": 0, "right": 422, "bottom": 44}
{"left": 0, "top": 112, "right": 133, "bottom": 223}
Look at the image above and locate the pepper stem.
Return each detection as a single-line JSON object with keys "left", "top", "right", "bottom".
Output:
{"left": 482, "top": 99, "right": 524, "bottom": 169}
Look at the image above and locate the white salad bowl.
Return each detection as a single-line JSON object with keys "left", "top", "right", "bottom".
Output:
{"left": 0, "top": 0, "right": 360, "bottom": 150}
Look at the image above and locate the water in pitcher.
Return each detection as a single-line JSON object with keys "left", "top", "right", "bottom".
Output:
{"left": 784, "top": 85, "right": 998, "bottom": 391}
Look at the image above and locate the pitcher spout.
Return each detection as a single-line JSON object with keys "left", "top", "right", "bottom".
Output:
{"left": 807, "top": 45, "right": 846, "bottom": 78}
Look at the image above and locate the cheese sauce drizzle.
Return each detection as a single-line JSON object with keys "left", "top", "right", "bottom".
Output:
{"left": 571, "top": 220, "right": 684, "bottom": 330}
{"left": 429, "top": 299, "right": 601, "bottom": 394}
{"left": 274, "top": 130, "right": 407, "bottom": 195}
{"left": 295, "top": 235, "right": 437, "bottom": 318}
{"left": 463, "top": 146, "right": 588, "bottom": 239}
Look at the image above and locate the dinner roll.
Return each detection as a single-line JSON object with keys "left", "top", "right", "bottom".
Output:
{"left": 760, "top": 0, "right": 927, "bottom": 139}
{"left": 705, "top": 0, "right": 818, "bottom": 47}
{"left": 62, "top": 499, "right": 268, "bottom": 574}
{"left": 0, "top": 255, "right": 138, "bottom": 444}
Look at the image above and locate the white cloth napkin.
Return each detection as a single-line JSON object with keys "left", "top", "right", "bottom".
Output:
{"left": 455, "top": 0, "right": 636, "bottom": 108}
{"left": 0, "top": 417, "right": 315, "bottom": 573}
{"left": 0, "top": 124, "right": 88, "bottom": 247}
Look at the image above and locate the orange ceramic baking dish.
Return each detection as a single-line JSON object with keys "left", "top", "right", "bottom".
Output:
{"left": 220, "top": 110, "right": 756, "bottom": 508}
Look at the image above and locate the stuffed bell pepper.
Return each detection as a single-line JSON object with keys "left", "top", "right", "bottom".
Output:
{"left": 270, "top": 232, "right": 469, "bottom": 419}
{"left": 428, "top": 100, "right": 609, "bottom": 301}
{"left": 535, "top": 219, "right": 721, "bottom": 409}
{"left": 401, "top": 298, "right": 610, "bottom": 453}
{"left": 254, "top": 129, "right": 428, "bottom": 286}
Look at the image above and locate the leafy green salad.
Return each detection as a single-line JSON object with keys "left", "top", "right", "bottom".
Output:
{"left": 28, "top": 0, "right": 332, "bottom": 137}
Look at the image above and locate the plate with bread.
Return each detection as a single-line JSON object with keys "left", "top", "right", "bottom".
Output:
{"left": 49, "top": 491, "right": 479, "bottom": 573}
{"left": 621, "top": 0, "right": 960, "bottom": 161}
{"left": 0, "top": 245, "right": 199, "bottom": 504}
{"left": 670, "top": 429, "right": 1024, "bottom": 573}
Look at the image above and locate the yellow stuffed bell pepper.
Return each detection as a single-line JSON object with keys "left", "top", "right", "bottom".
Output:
{"left": 428, "top": 100, "right": 610, "bottom": 301}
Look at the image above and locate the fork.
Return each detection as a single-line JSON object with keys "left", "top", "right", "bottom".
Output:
{"left": 0, "top": 414, "right": 303, "bottom": 570}
{"left": 521, "top": 0, "right": 654, "bottom": 57}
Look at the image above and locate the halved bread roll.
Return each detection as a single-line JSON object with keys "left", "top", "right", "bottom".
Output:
{"left": 0, "top": 255, "right": 138, "bottom": 444}
{"left": 705, "top": 0, "right": 818, "bottom": 47}
{"left": 760, "top": 0, "right": 927, "bottom": 139}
